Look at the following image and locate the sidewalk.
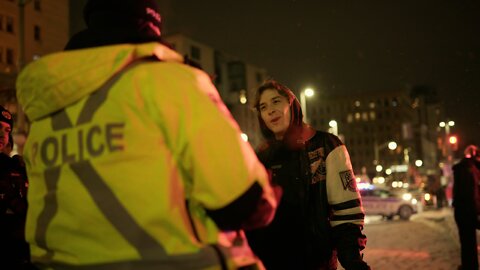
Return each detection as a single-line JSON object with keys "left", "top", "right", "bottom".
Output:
{"left": 411, "top": 207, "right": 462, "bottom": 248}
{"left": 361, "top": 208, "right": 463, "bottom": 269}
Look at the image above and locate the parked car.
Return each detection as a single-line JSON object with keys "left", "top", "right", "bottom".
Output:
{"left": 360, "top": 187, "right": 418, "bottom": 220}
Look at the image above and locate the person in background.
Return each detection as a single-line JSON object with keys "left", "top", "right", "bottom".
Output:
{"left": 15, "top": 0, "right": 278, "bottom": 269}
{"left": 245, "top": 80, "right": 370, "bottom": 270}
{"left": 452, "top": 145, "right": 480, "bottom": 270}
{"left": 0, "top": 105, "right": 30, "bottom": 269}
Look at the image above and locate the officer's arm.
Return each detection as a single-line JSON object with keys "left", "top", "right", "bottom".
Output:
{"left": 156, "top": 67, "right": 278, "bottom": 231}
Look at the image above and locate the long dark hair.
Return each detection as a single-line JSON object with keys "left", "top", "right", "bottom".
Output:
{"left": 253, "top": 80, "right": 304, "bottom": 142}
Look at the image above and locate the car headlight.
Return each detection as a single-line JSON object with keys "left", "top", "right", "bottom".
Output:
{"left": 402, "top": 193, "right": 412, "bottom": 201}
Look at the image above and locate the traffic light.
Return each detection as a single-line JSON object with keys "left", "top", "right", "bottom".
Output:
{"left": 448, "top": 135, "right": 458, "bottom": 151}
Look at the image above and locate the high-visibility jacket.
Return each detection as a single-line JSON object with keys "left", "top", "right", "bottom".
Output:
{"left": 16, "top": 42, "right": 277, "bottom": 269}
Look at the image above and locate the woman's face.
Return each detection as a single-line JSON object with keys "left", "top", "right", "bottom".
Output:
{"left": 259, "top": 88, "right": 291, "bottom": 140}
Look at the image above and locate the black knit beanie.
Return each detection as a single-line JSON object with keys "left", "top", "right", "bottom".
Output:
{"left": 65, "top": 0, "right": 163, "bottom": 50}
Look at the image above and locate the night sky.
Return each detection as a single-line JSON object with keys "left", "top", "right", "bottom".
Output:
{"left": 71, "top": 0, "right": 480, "bottom": 147}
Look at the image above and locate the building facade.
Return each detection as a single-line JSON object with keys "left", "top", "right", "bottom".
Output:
{"left": 0, "top": 0, "right": 69, "bottom": 153}
{"left": 306, "top": 88, "right": 444, "bottom": 189}
{"left": 165, "top": 33, "right": 268, "bottom": 147}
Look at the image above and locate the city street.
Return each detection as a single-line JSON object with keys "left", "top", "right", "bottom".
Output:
{"left": 338, "top": 208, "right": 479, "bottom": 270}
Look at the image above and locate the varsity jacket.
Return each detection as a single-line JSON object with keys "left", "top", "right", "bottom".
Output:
{"left": 246, "top": 130, "right": 368, "bottom": 270}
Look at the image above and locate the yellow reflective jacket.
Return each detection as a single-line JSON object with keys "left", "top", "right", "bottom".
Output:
{"left": 16, "top": 42, "right": 277, "bottom": 269}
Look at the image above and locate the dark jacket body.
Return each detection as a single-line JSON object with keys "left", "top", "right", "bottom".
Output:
{"left": 246, "top": 131, "right": 367, "bottom": 270}
{"left": 0, "top": 152, "right": 30, "bottom": 266}
{"left": 453, "top": 157, "right": 480, "bottom": 220}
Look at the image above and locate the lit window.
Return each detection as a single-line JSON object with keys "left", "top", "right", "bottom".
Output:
{"left": 362, "top": 112, "right": 368, "bottom": 121}
{"left": 369, "top": 102, "right": 375, "bottom": 109}
{"left": 354, "top": 112, "right": 361, "bottom": 120}
{"left": 355, "top": 100, "right": 361, "bottom": 107}
{"left": 369, "top": 111, "right": 376, "bottom": 120}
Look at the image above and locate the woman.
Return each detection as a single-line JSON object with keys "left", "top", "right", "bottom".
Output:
{"left": 246, "top": 80, "right": 371, "bottom": 270}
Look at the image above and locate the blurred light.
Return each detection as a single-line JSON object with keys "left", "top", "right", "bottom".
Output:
{"left": 439, "top": 121, "right": 454, "bottom": 128}
{"left": 424, "top": 193, "right": 431, "bottom": 201}
{"left": 240, "top": 96, "right": 247, "bottom": 104}
{"left": 411, "top": 198, "right": 418, "bottom": 205}
{"left": 392, "top": 181, "right": 398, "bottom": 188}
{"left": 304, "top": 88, "right": 314, "bottom": 97}
{"left": 388, "top": 141, "right": 397, "bottom": 150}
{"left": 449, "top": 135, "right": 457, "bottom": 144}
{"left": 375, "top": 165, "right": 383, "bottom": 172}
{"left": 356, "top": 177, "right": 362, "bottom": 183}
{"left": 415, "top": 160, "right": 423, "bottom": 167}
{"left": 385, "top": 168, "right": 392, "bottom": 175}
{"left": 391, "top": 165, "right": 408, "bottom": 172}
{"left": 358, "top": 183, "right": 374, "bottom": 190}
{"left": 240, "top": 133, "right": 248, "bottom": 142}
{"left": 329, "top": 120, "right": 337, "bottom": 128}
{"left": 372, "top": 176, "right": 385, "bottom": 184}
{"left": 402, "top": 193, "right": 412, "bottom": 201}
{"left": 403, "top": 183, "right": 409, "bottom": 188}
{"left": 239, "top": 90, "right": 247, "bottom": 104}
{"left": 398, "top": 181, "right": 404, "bottom": 188}
{"left": 355, "top": 100, "right": 361, "bottom": 107}
{"left": 378, "top": 177, "right": 385, "bottom": 184}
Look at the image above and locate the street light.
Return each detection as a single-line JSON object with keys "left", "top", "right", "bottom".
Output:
{"left": 374, "top": 140, "right": 397, "bottom": 165}
{"left": 439, "top": 120, "right": 455, "bottom": 160}
{"left": 328, "top": 120, "right": 338, "bottom": 135}
{"left": 300, "top": 88, "right": 314, "bottom": 123}
{"left": 415, "top": 159, "right": 423, "bottom": 167}
{"left": 439, "top": 120, "right": 455, "bottom": 135}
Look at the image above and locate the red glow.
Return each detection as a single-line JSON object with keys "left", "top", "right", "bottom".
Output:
{"left": 448, "top": 136, "right": 457, "bottom": 144}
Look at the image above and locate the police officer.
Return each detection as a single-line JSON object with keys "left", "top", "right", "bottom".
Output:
{"left": 453, "top": 145, "right": 480, "bottom": 270}
{"left": 16, "top": 0, "right": 278, "bottom": 269}
{"left": 0, "top": 105, "right": 30, "bottom": 268}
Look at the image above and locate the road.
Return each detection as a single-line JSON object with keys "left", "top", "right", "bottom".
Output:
{"left": 338, "top": 208, "right": 478, "bottom": 270}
